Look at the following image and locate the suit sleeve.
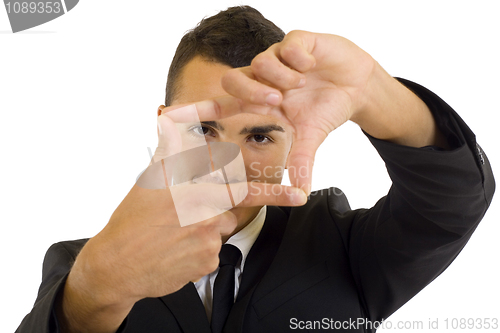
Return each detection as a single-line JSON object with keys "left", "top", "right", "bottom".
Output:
{"left": 346, "top": 78, "right": 495, "bottom": 322}
{"left": 16, "top": 240, "right": 88, "bottom": 333}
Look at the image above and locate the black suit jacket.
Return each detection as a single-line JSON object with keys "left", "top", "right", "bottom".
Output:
{"left": 16, "top": 79, "right": 495, "bottom": 332}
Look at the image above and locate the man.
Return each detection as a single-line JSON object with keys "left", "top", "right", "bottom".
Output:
{"left": 17, "top": 5, "right": 495, "bottom": 333}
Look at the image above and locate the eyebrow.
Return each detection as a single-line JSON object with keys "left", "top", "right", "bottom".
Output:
{"left": 239, "top": 124, "right": 285, "bottom": 135}
{"left": 201, "top": 121, "right": 224, "bottom": 131}
{"left": 201, "top": 121, "right": 285, "bottom": 135}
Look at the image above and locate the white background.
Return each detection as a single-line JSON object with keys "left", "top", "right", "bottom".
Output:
{"left": 1, "top": 1, "right": 498, "bottom": 331}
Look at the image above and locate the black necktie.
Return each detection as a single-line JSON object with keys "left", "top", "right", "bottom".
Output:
{"left": 211, "top": 244, "right": 242, "bottom": 333}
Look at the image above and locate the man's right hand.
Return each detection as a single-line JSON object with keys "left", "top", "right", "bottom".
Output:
{"left": 55, "top": 108, "right": 307, "bottom": 333}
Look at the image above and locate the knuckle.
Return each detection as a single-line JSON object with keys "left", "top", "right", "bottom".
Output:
{"left": 280, "top": 42, "right": 297, "bottom": 59}
{"left": 270, "top": 69, "right": 287, "bottom": 86}
{"left": 206, "top": 236, "right": 222, "bottom": 255}
{"left": 195, "top": 226, "right": 220, "bottom": 250}
{"left": 286, "top": 29, "right": 302, "bottom": 37}
{"left": 281, "top": 45, "right": 304, "bottom": 71}
{"left": 203, "top": 256, "right": 220, "bottom": 273}
{"left": 284, "top": 30, "right": 306, "bottom": 43}
{"left": 284, "top": 72, "right": 299, "bottom": 87}
{"left": 251, "top": 53, "right": 267, "bottom": 72}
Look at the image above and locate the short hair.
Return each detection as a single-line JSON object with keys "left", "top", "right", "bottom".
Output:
{"left": 165, "top": 5, "right": 285, "bottom": 106}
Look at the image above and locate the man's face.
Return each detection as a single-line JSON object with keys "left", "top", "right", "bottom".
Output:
{"left": 159, "top": 55, "right": 293, "bottom": 230}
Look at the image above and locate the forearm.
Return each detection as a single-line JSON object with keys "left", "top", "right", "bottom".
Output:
{"left": 351, "top": 61, "right": 449, "bottom": 149}
{"left": 54, "top": 244, "right": 134, "bottom": 333}
{"left": 55, "top": 284, "right": 131, "bottom": 333}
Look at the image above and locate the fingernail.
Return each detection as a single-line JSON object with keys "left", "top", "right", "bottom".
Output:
{"left": 298, "top": 78, "right": 306, "bottom": 88}
{"left": 265, "top": 93, "right": 280, "bottom": 106}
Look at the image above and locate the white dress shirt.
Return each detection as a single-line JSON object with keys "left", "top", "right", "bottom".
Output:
{"left": 194, "top": 206, "right": 267, "bottom": 321}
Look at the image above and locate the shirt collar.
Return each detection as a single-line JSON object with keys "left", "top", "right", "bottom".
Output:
{"left": 225, "top": 205, "right": 266, "bottom": 271}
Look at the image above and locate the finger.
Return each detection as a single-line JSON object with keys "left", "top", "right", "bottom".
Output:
{"left": 133, "top": 181, "right": 306, "bottom": 228}
{"left": 141, "top": 113, "right": 184, "bottom": 188}
{"left": 161, "top": 96, "right": 278, "bottom": 123}
{"left": 286, "top": 133, "right": 325, "bottom": 196}
{"left": 153, "top": 113, "right": 182, "bottom": 163}
{"left": 221, "top": 67, "right": 284, "bottom": 106}
{"left": 173, "top": 182, "right": 307, "bottom": 208}
{"left": 279, "top": 30, "right": 317, "bottom": 73}
{"left": 250, "top": 44, "right": 307, "bottom": 90}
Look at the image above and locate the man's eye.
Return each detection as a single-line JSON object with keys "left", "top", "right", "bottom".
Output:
{"left": 249, "top": 134, "right": 271, "bottom": 144}
{"left": 192, "top": 126, "right": 211, "bottom": 136}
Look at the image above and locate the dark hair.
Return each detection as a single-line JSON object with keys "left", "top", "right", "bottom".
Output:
{"left": 165, "top": 5, "right": 285, "bottom": 106}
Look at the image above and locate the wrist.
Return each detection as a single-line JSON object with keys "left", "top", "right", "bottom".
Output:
{"left": 60, "top": 237, "right": 137, "bottom": 331}
{"left": 56, "top": 242, "right": 135, "bottom": 333}
{"left": 350, "top": 61, "right": 400, "bottom": 137}
{"left": 72, "top": 237, "right": 140, "bottom": 308}
{"left": 350, "top": 63, "right": 442, "bottom": 148}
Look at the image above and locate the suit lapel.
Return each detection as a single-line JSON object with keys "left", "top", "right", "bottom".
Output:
{"left": 238, "top": 206, "right": 289, "bottom": 300}
{"left": 159, "top": 282, "right": 211, "bottom": 333}
{"left": 224, "top": 205, "right": 289, "bottom": 332}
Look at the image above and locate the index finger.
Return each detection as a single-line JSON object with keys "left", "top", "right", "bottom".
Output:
{"left": 161, "top": 95, "right": 279, "bottom": 123}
